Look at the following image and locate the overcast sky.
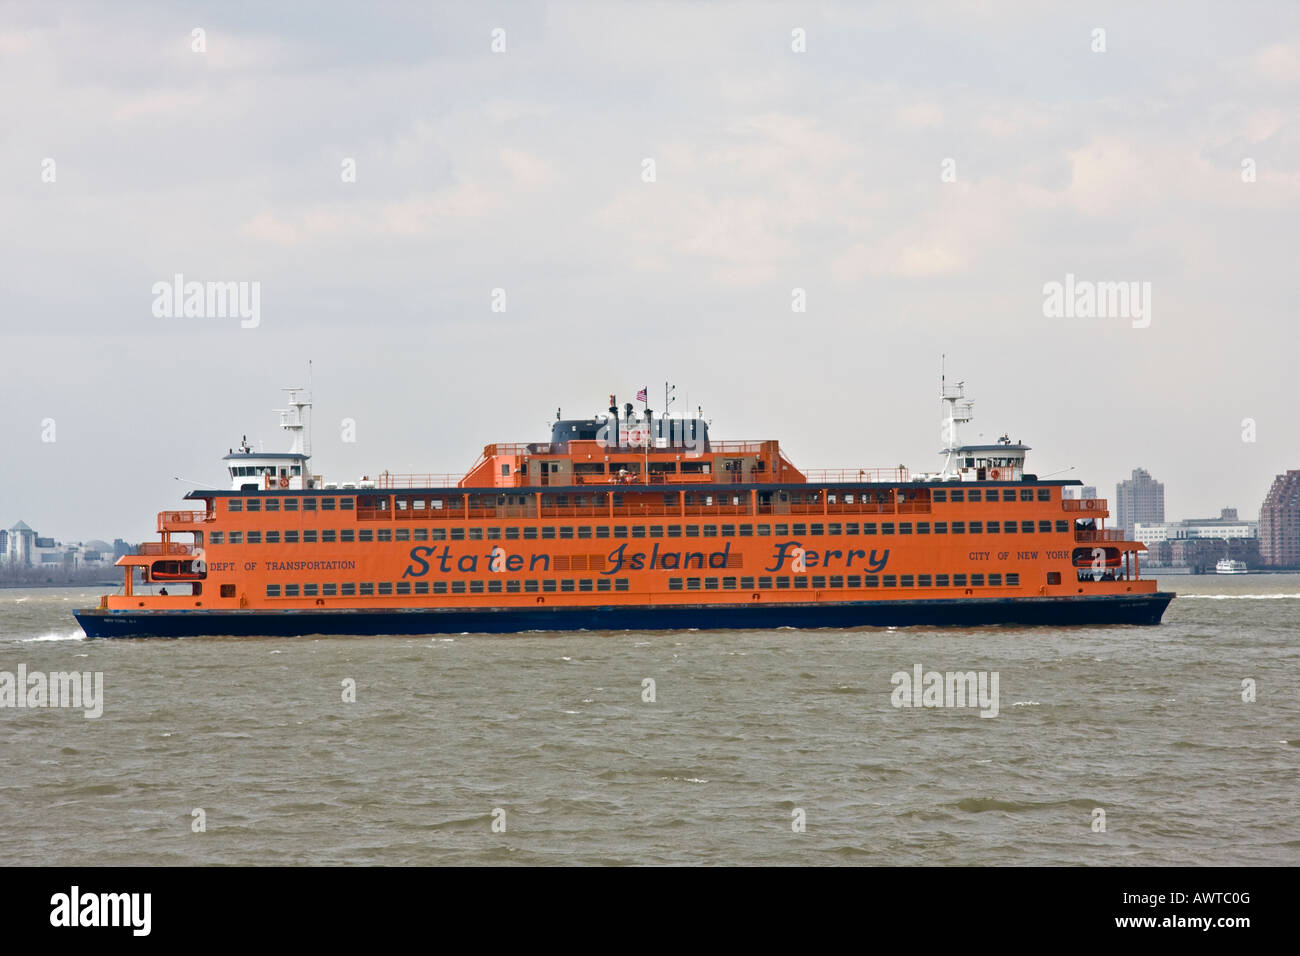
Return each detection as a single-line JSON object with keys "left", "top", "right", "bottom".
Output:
{"left": 2, "top": 1, "right": 1297, "bottom": 543}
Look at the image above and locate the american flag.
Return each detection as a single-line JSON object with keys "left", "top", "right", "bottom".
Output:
{"left": 636, "top": 386, "right": 647, "bottom": 403}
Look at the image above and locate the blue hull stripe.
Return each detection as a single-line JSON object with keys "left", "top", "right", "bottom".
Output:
{"left": 74, "top": 593, "right": 1175, "bottom": 638}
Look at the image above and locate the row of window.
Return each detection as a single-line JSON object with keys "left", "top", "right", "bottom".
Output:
{"left": 933, "top": 488, "right": 1051, "bottom": 503}
{"left": 227, "top": 497, "right": 354, "bottom": 513}
{"left": 213, "top": 520, "right": 1070, "bottom": 545}
{"left": 264, "top": 572, "right": 1022, "bottom": 598}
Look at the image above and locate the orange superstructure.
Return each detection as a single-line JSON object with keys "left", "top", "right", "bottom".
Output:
{"left": 75, "top": 385, "right": 1173, "bottom": 637}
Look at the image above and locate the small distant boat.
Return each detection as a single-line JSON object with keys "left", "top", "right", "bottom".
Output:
{"left": 1215, "top": 558, "right": 1248, "bottom": 574}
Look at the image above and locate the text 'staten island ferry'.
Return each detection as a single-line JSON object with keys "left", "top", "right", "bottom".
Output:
{"left": 74, "top": 381, "right": 1174, "bottom": 637}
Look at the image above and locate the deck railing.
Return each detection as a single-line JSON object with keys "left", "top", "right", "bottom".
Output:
{"left": 1062, "top": 499, "right": 1109, "bottom": 513}
{"left": 1074, "top": 529, "right": 1127, "bottom": 543}
{"left": 136, "top": 542, "right": 198, "bottom": 556}
{"left": 157, "top": 510, "right": 213, "bottom": 529}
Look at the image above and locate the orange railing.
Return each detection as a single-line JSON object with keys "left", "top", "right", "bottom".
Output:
{"left": 136, "top": 542, "right": 198, "bottom": 556}
{"left": 1062, "top": 499, "right": 1109, "bottom": 513}
{"left": 157, "top": 510, "right": 212, "bottom": 530}
{"left": 375, "top": 474, "right": 465, "bottom": 489}
{"left": 1075, "top": 529, "right": 1127, "bottom": 543}
{"left": 805, "top": 467, "right": 911, "bottom": 483}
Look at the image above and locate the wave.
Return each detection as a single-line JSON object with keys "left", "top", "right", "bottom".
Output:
{"left": 1177, "top": 593, "right": 1300, "bottom": 600}
{"left": 20, "top": 629, "right": 86, "bottom": 642}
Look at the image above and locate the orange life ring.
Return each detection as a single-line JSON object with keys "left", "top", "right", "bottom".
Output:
{"left": 989, "top": 468, "right": 1001, "bottom": 480}
{"left": 279, "top": 476, "right": 289, "bottom": 489}
{"left": 1085, "top": 499, "right": 1097, "bottom": 510}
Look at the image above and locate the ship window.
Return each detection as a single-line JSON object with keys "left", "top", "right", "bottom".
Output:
{"left": 340, "top": 498, "right": 354, "bottom": 511}
{"left": 284, "top": 584, "right": 299, "bottom": 597}
{"left": 486, "top": 527, "right": 502, "bottom": 540}
{"left": 377, "top": 529, "right": 390, "bottom": 542}
{"left": 613, "top": 526, "right": 628, "bottom": 538}
{"left": 917, "top": 522, "right": 930, "bottom": 534}
{"left": 468, "top": 528, "right": 484, "bottom": 541}
{"left": 792, "top": 523, "right": 806, "bottom": 536}
{"left": 506, "top": 580, "right": 520, "bottom": 593}
{"left": 667, "top": 525, "right": 682, "bottom": 537}
{"left": 246, "top": 499, "right": 261, "bottom": 512}
{"left": 614, "top": 578, "right": 629, "bottom": 591}
{"left": 248, "top": 531, "right": 263, "bottom": 544}
{"left": 1037, "top": 488, "right": 1051, "bottom": 502}
{"left": 397, "top": 582, "right": 412, "bottom": 595}
{"left": 227, "top": 499, "right": 243, "bottom": 513}
{"left": 933, "top": 490, "right": 947, "bottom": 503}
{"left": 951, "top": 522, "right": 965, "bottom": 534}
{"left": 899, "top": 523, "right": 912, "bottom": 534}
{"left": 300, "top": 529, "right": 317, "bottom": 543}
{"left": 827, "top": 523, "right": 841, "bottom": 535}
{"left": 286, "top": 530, "right": 300, "bottom": 543}
{"left": 685, "top": 525, "right": 700, "bottom": 537}
{"left": 1006, "top": 573, "right": 1020, "bottom": 586}
{"left": 303, "top": 498, "right": 316, "bottom": 512}
{"left": 844, "top": 522, "right": 858, "bottom": 535}
{"left": 304, "top": 584, "right": 318, "bottom": 597}
{"left": 968, "top": 522, "right": 982, "bottom": 534}
{"left": 394, "top": 529, "right": 408, "bottom": 542}
{"left": 918, "top": 574, "right": 932, "bottom": 587}
{"left": 451, "top": 528, "right": 465, "bottom": 541}
{"left": 811, "top": 523, "right": 825, "bottom": 536}
{"left": 771, "top": 524, "right": 787, "bottom": 536}
{"left": 469, "top": 581, "right": 484, "bottom": 594}
{"left": 543, "top": 580, "right": 557, "bottom": 592}
{"left": 846, "top": 575, "right": 860, "bottom": 588}
{"left": 900, "top": 575, "right": 913, "bottom": 587}
{"left": 284, "top": 499, "right": 299, "bottom": 511}
{"left": 524, "top": 581, "right": 539, "bottom": 593}
{"left": 986, "top": 521, "right": 999, "bottom": 534}
{"left": 577, "top": 526, "right": 592, "bottom": 539}
{"left": 668, "top": 578, "right": 683, "bottom": 591}
{"left": 1055, "top": 520, "right": 1068, "bottom": 533}
{"left": 808, "top": 574, "right": 825, "bottom": 589}
{"left": 1002, "top": 490, "right": 1016, "bottom": 502}
{"left": 650, "top": 526, "right": 664, "bottom": 537}
{"left": 541, "top": 526, "right": 556, "bottom": 539}
{"left": 882, "top": 522, "right": 895, "bottom": 535}
{"left": 739, "top": 576, "right": 754, "bottom": 589}
{"left": 686, "top": 578, "right": 701, "bottom": 590}
{"left": 342, "top": 583, "right": 357, "bottom": 596}
{"left": 358, "top": 530, "right": 373, "bottom": 543}
{"left": 229, "top": 531, "right": 243, "bottom": 544}
{"left": 949, "top": 490, "right": 964, "bottom": 502}
{"left": 793, "top": 575, "right": 808, "bottom": 589}
{"left": 265, "top": 584, "right": 281, "bottom": 597}
{"left": 703, "top": 525, "right": 718, "bottom": 537}
{"left": 864, "top": 575, "right": 879, "bottom": 588}
{"left": 862, "top": 523, "right": 877, "bottom": 535}
{"left": 451, "top": 582, "right": 466, "bottom": 594}
{"left": 967, "top": 490, "right": 981, "bottom": 502}
{"left": 432, "top": 582, "right": 447, "bottom": 594}
{"left": 969, "top": 573, "right": 983, "bottom": 586}
{"left": 739, "top": 524, "right": 753, "bottom": 537}
{"left": 953, "top": 574, "right": 967, "bottom": 587}
{"left": 322, "top": 498, "right": 336, "bottom": 511}
{"left": 341, "top": 530, "right": 355, "bottom": 542}
{"left": 722, "top": 524, "right": 736, "bottom": 537}
{"left": 579, "top": 580, "right": 593, "bottom": 592}
{"left": 882, "top": 575, "right": 897, "bottom": 587}
{"left": 757, "top": 524, "right": 772, "bottom": 536}
{"left": 596, "top": 578, "right": 611, "bottom": 591}
{"left": 932, "top": 522, "right": 945, "bottom": 534}
{"left": 1019, "top": 520, "right": 1032, "bottom": 533}
{"left": 415, "top": 582, "right": 429, "bottom": 594}
{"left": 704, "top": 577, "right": 719, "bottom": 589}
{"left": 1019, "top": 489, "right": 1033, "bottom": 501}
{"left": 211, "top": 532, "right": 224, "bottom": 545}
{"left": 561, "top": 579, "right": 575, "bottom": 592}
{"left": 524, "top": 527, "right": 540, "bottom": 540}
{"left": 758, "top": 576, "right": 773, "bottom": 589}
{"left": 936, "top": 574, "right": 949, "bottom": 587}
{"left": 265, "top": 499, "right": 280, "bottom": 512}
{"left": 632, "top": 526, "right": 646, "bottom": 538}
{"left": 988, "top": 574, "right": 1002, "bottom": 586}
{"left": 554, "top": 526, "right": 571, "bottom": 539}
{"left": 1038, "top": 521, "right": 1052, "bottom": 534}
{"left": 505, "top": 527, "right": 520, "bottom": 540}
{"left": 324, "top": 583, "right": 338, "bottom": 596}
{"left": 360, "top": 583, "right": 374, "bottom": 595}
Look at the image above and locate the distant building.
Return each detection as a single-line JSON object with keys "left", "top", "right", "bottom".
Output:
{"left": 5, "top": 521, "right": 36, "bottom": 566}
{"left": 1259, "top": 470, "right": 1300, "bottom": 567}
{"left": 1116, "top": 468, "right": 1164, "bottom": 540}
{"left": 1137, "top": 508, "right": 1259, "bottom": 570}
{"left": 1062, "top": 486, "right": 1098, "bottom": 500}
{"left": 2, "top": 521, "right": 125, "bottom": 572}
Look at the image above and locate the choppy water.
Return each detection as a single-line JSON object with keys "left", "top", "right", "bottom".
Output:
{"left": 1, "top": 577, "right": 1296, "bottom": 865}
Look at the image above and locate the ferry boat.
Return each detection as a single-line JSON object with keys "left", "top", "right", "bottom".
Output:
{"left": 74, "top": 382, "right": 1174, "bottom": 637}
{"left": 1215, "top": 558, "right": 1248, "bottom": 574}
